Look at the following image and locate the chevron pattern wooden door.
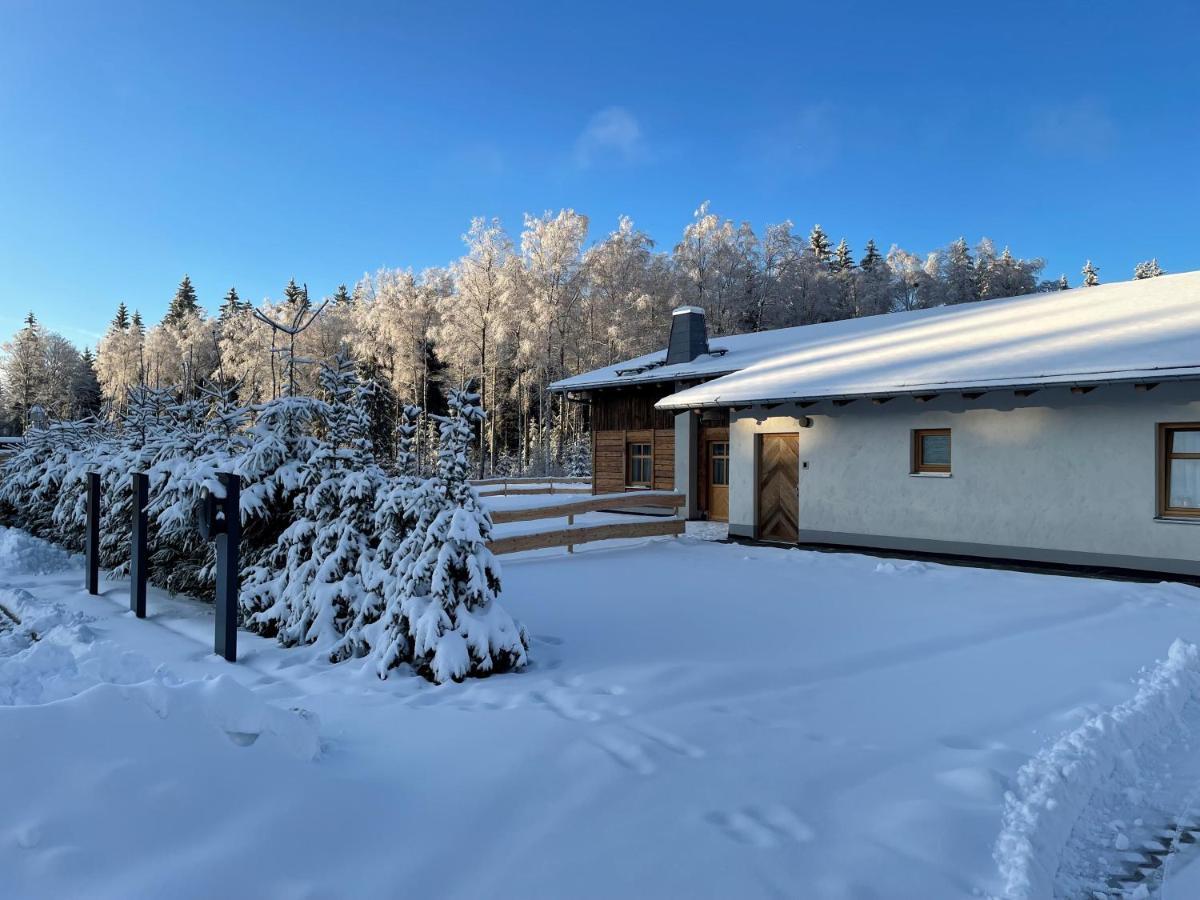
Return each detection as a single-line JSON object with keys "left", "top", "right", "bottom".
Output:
{"left": 758, "top": 434, "right": 799, "bottom": 542}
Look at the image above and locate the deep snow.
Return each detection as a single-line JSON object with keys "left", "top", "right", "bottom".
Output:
{"left": 4, "top": 523, "right": 1200, "bottom": 898}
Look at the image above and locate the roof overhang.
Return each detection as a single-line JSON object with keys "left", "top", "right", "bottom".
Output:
{"left": 551, "top": 369, "right": 739, "bottom": 395}
{"left": 655, "top": 367, "right": 1200, "bottom": 411}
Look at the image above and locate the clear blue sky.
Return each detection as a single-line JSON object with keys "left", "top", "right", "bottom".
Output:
{"left": 2, "top": 0, "right": 1198, "bottom": 347}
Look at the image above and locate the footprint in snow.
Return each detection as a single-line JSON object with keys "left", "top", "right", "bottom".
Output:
{"left": 530, "top": 688, "right": 603, "bottom": 723}
{"left": 706, "top": 806, "right": 815, "bottom": 848}
{"left": 593, "top": 725, "right": 705, "bottom": 775}
{"left": 630, "top": 723, "right": 705, "bottom": 759}
{"left": 595, "top": 734, "right": 656, "bottom": 775}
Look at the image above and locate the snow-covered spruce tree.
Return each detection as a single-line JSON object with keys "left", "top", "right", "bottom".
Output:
{"left": 371, "top": 387, "right": 528, "bottom": 684}
{"left": 566, "top": 432, "right": 591, "bottom": 477}
{"left": 394, "top": 403, "right": 420, "bottom": 479}
{"left": 331, "top": 403, "right": 423, "bottom": 663}
{"left": 0, "top": 418, "right": 103, "bottom": 539}
{"left": 237, "top": 392, "right": 328, "bottom": 635}
{"left": 1082, "top": 259, "right": 1100, "bottom": 287}
{"left": 247, "top": 352, "right": 386, "bottom": 650}
{"left": 91, "top": 386, "right": 173, "bottom": 575}
{"left": 145, "top": 381, "right": 251, "bottom": 598}
{"left": 1134, "top": 258, "right": 1165, "bottom": 279}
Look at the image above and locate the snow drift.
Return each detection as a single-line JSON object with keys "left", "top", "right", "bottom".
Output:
{"left": 994, "top": 639, "right": 1200, "bottom": 899}
{"left": 0, "top": 582, "right": 320, "bottom": 760}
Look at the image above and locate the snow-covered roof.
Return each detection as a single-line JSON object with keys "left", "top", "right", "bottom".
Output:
{"left": 550, "top": 322, "right": 829, "bottom": 393}
{"left": 655, "top": 272, "right": 1200, "bottom": 409}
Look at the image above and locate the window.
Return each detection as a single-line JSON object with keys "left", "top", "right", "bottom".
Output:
{"left": 627, "top": 442, "right": 652, "bottom": 486}
{"left": 913, "top": 428, "right": 951, "bottom": 474}
{"left": 1159, "top": 424, "right": 1200, "bottom": 517}
{"left": 710, "top": 441, "right": 729, "bottom": 486}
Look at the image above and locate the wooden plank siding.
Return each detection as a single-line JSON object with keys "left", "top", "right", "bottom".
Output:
{"left": 588, "top": 385, "right": 677, "bottom": 495}
{"left": 591, "top": 387, "right": 676, "bottom": 431}
{"left": 592, "top": 427, "right": 674, "bottom": 493}
{"left": 594, "top": 431, "right": 626, "bottom": 494}
{"left": 653, "top": 430, "right": 674, "bottom": 490}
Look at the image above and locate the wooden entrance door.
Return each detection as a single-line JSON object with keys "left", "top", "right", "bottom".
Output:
{"left": 758, "top": 434, "right": 799, "bottom": 542}
{"left": 706, "top": 438, "right": 730, "bottom": 522}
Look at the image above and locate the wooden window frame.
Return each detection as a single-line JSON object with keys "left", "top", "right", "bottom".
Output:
{"left": 912, "top": 428, "right": 951, "bottom": 474}
{"left": 710, "top": 440, "right": 730, "bottom": 487}
{"left": 1158, "top": 423, "right": 1200, "bottom": 518}
{"left": 627, "top": 441, "right": 653, "bottom": 488}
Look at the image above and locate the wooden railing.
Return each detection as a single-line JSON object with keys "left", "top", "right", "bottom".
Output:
{"left": 488, "top": 491, "right": 685, "bottom": 555}
{"left": 473, "top": 475, "right": 592, "bottom": 497}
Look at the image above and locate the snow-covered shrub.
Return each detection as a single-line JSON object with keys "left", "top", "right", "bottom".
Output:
{"left": 0, "top": 370, "right": 530, "bottom": 686}
{"left": 371, "top": 388, "right": 528, "bottom": 683}
{"left": 0, "top": 419, "right": 103, "bottom": 540}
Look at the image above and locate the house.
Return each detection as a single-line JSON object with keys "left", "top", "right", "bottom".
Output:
{"left": 554, "top": 272, "right": 1200, "bottom": 578}
{"left": 552, "top": 305, "right": 819, "bottom": 520}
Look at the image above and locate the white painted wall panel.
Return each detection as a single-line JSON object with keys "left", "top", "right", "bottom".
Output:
{"left": 728, "top": 384, "right": 1200, "bottom": 570}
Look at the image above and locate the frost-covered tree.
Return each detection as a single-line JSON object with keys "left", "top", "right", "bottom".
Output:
{"left": 440, "top": 217, "right": 517, "bottom": 475}
{"left": 1, "top": 313, "right": 45, "bottom": 429}
{"left": 808, "top": 224, "right": 832, "bottom": 266}
{"left": 371, "top": 387, "right": 528, "bottom": 683}
{"left": 71, "top": 348, "right": 102, "bottom": 418}
{"left": 830, "top": 238, "right": 854, "bottom": 274}
{"left": 940, "top": 238, "right": 977, "bottom": 305}
{"left": 96, "top": 305, "right": 145, "bottom": 409}
{"left": 1134, "top": 258, "right": 1165, "bottom": 279}
{"left": 1082, "top": 260, "right": 1100, "bottom": 287}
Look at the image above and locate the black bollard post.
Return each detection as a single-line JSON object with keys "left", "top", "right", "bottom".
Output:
{"left": 214, "top": 472, "right": 240, "bottom": 662}
{"left": 130, "top": 472, "right": 148, "bottom": 618}
{"left": 85, "top": 472, "right": 100, "bottom": 595}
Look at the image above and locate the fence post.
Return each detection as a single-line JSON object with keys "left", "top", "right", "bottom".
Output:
{"left": 214, "top": 472, "right": 240, "bottom": 662}
{"left": 567, "top": 512, "right": 574, "bottom": 554}
{"left": 85, "top": 471, "right": 100, "bottom": 595}
{"left": 130, "top": 472, "right": 148, "bottom": 618}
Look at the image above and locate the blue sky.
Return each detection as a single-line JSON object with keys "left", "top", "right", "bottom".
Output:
{"left": 2, "top": 0, "right": 1198, "bottom": 347}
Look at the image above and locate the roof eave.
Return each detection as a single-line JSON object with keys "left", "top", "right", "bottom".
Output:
{"left": 655, "top": 371, "right": 1200, "bottom": 411}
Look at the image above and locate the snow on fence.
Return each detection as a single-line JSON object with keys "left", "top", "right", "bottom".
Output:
{"left": 472, "top": 476, "right": 591, "bottom": 497}
{"left": 488, "top": 491, "right": 685, "bottom": 555}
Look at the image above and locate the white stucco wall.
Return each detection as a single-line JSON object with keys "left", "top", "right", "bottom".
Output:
{"left": 727, "top": 383, "right": 1200, "bottom": 574}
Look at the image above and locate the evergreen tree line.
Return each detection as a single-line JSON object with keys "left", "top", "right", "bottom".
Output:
{"left": 0, "top": 359, "right": 528, "bottom": 684}
{"left": 1, "top": 203, "right": 1168, "bottom": 467}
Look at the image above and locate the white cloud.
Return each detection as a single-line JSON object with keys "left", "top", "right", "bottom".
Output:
{"left": 1028, "top": 98, "right": 1116, "bottom": 159}
{"left": 573, "top": 107, "right": 646, "bottom": 168}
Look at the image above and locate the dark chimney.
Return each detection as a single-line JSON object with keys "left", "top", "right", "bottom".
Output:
{"left": 665, "top": 305, "right": 709, "bottom": 365}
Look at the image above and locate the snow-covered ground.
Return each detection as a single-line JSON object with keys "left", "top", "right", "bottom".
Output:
{"left": 3, "top": 523, "right": 1200, "bottom": 898}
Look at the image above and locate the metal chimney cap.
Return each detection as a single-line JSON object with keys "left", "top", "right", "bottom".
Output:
{"left": 672, "top": 305, "right": 705, "bottom": 316}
